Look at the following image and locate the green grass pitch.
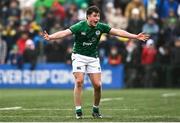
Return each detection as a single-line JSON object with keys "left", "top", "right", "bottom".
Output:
{"left": 0, "top": 89, "right": 180, "bottom": 122}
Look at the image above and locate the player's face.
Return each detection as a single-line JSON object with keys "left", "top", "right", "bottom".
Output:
{"left": 87, "top": 12, "right": 100, "bottom": 27}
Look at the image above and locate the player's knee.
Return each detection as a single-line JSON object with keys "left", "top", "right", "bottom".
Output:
{"left": 75, "top": 79, "right": 83, "bottom": 88}
{"left": 94, "top": 82, "right": 101, "bottom": 90}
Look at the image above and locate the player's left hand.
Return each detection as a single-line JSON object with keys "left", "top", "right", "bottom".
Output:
{"left": 136, "top": 32, "right": 150, "bottom": 41}
{"left": 40, "top": 31, "right": 51, "bottom": 41}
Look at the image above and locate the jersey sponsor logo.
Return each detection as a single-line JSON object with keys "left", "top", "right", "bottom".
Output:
{"left": 81, "top": 32, "right": 86, "bottom": 35}
{"left": 83, "top": 42, "right": 92, "bottom": 46}
{"left": 95, "top": 30, "right": 101, "bottom": 36}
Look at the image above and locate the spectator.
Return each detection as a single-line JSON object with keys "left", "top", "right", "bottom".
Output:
{"left": 19, "top": 0, "right": 35, "bottom": 24}
{"left": 162, "top": 16, "right": 180, "bottom": 45}
{"left": 141, "top": 39, "right": 157, "bottom": 65}
{"left": 163, "top": 8, "right": 179, "bottom": 30}
{"left": 33, "top": 30, "right": 47, "bottom": 63}
{"left": 65, "top": 45, "right": 72, "bottom": 64}
{"left": 16, "top": 31, "right": 29, "bottom": 55}
{"left": 157, "top": 0, "right": 179, "bottom": 19}
{"left": 64, "top": 4, "right": 78, "bottom": 28}
{"left": 41, "top": 10, "right": 56, "bottom": 33}
{"left": 99, "top": 48, "right": 108, "bottom": 65}
{"left": 142, "top": 17, "right": 159, "bottom": 42}
{"left": 98, "top": 35, "right": 109, "bottom": 65}
{"left": 178, "top": 3, "right": 180, "bottom": 17}
{"left": 171, "top": 37, "right": 180, "bottom": 87}
{"left": 125, "top": 39, "right": 141, "bottom": 87}
{"left": 143, "top": 0, "right": 159, "bottom": 18}
{"left": 34, "top": 6, "right": 47, "bottom": 24}
{"left": 125, "top": 0, "right": 146, "bottom": 20}
{"left": 105, "top": 2, "right": 115, "bottom": 24}
{"left": 23, "top": 39, "right": 37, "bottom": 70}
{"left": 156, "top": 45, "right": 171, "bottom": 87}
{"left": 45, "top": 41, "right": 66, "bottom": 63}
{"left": 2, "top": 21, "right": 17, "bottom": 58}
{"left": 21, "top": 7, "right": 34, "bottom": 24}
{"left": 0, "top": 35, "right": 7, "bottom": 64}
{"left": 51, "top": 0, "right": 66, "bottom": 21}
{"left": 78, "top": 2, "right": 88, "bottom": 20}
{"left": 7, "top": 0, "right": 21, "bottom": 26}
{"left": 108, "top": 46, "right": 122, "bottom": 65}
{"left": 7, "top": 44, "right": 23, "bottom": 68}
{"left": 31, "top": 22, "right": 47, "bottom": 63}
{"left": 108, "top": 7, "right": 128, "bottom": 30}
{"left": 127, "top": 8, "right": 144, "bottom": 34}
{"left": 141, "top": 39, "right": 157, "bottom": 87}
{"left": 18, "top": 0, "right": 36, "bottom": 9}
{"left": 114, "top": 0, "right": 131, "bottom": 13}
{"left": 157, "top": 45, "right": 171, "bottom": 65}
{"left": 0, "top": 0, "right": 10, "bottom": 25}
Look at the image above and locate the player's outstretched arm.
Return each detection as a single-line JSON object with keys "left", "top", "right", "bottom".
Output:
{"left": 109, "top": 28, "right": 150, "bottom": 41}
{"left": 42, "top": 29, "right": 72, "bottom": 41}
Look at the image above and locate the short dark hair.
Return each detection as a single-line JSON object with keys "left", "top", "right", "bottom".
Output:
{"left": 86, "top": 6, "right": 100, "bottom": 16}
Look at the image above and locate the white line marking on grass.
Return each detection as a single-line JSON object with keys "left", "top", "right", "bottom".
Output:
{"left": 2, "top": 115, "right": 180, "bottom": 119}
{"left": 162, "top": 93, "right": 177, "bottom": 97}
{"left": 0, "top": 115, "right": 71, "bottom": 118}
{"left": 101, "top": 97, "right": 124, "bottom": 102}
{"left": 0, "top": 106, "right": 137, "bottom": 111}
{"left": 22, "top": 108, "right": 73, "bottom": 111}
{"left": 0, "top": 115, "right": 113, "bottom": 118}
{"left": 0, "top": 106, "right": 22, "bottom": 110}
{"left": 127, "top": 115, "right": 180, "bottom": 119}
{"left": 21, "top": 108, "right": 136, "bottom": 111}
{"left": 103, "top": 108, "right": 137, "bottom": 111}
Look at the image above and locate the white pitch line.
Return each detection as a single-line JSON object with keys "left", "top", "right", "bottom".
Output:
{"left": 162, "top": 93, "right": 177, "bottom": 97}
{"left": 21, "top": 108, "right": 136, "bottom": 111}
{"left": 0, "top": 97, "right": 124, "bottom": 111}
{"left": 0, "top": 115, "right": 73, "bottom": 118}
{"left": 0, "top": 106, "right": 22, "bottom": 110}
{"left": 128, "top": 115, "right": 180, "bottom": 119}
{"left": 22, "top": 108, "right": 73, "bottom": 111}
{"left": 101, "top": 97, "right": 124, "bottom": 102}
{"left": 1, "top": 115, "right": 180, "bottom": 119}
{"left": 0, "top": 108, "right": 137, "bottom": 111}
{"left": 0, "top": 115, "right": 113, "bottom": 118}
{"left": 103, "top": 108, "right": 137, "bottom": 111}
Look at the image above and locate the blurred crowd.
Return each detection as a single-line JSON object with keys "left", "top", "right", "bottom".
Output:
{"left": 0, "top": 0, "right": 180, "bottom": 87}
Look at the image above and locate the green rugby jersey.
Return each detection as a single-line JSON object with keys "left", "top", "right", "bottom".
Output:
{"left": 69, "top": 20, "right": 111, "bottom": 58}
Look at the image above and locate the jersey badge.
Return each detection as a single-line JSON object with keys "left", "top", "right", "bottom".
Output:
{"left": 95, "top": 30, "right": 101, "bottom": 36}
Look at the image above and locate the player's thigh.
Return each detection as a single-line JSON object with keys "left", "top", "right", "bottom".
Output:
{"left": 88, "top": 73, "right": 102, "bottom": 88}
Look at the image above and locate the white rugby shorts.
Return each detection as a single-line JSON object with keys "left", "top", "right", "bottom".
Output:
{"left": 71, "top": 53, "right": 101, "bottom": 73}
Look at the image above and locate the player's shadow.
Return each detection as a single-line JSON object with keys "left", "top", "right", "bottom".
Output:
{"left": 74, "top": 115, "right": 113, "bottom": 121}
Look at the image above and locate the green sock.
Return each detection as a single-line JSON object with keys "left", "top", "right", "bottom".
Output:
{"left": 93, "top": 106, "right": 99, "bottom": 113}
{"left": 76, "top": 109, "right": 82, "bottom": 113}
{"left": 75, "top": 106, "right": 82, "bottom": 113}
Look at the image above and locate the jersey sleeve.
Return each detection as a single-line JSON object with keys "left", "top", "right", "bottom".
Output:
{"left": 69, "top": 22, "right": 82, "bottom": 34}
{"left": 99, "top": 23, "right": 111, "bottom": 33}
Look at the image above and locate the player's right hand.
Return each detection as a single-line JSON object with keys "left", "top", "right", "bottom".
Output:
{"left": 41, "top": 31, "right": 51, "bottom": 41}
